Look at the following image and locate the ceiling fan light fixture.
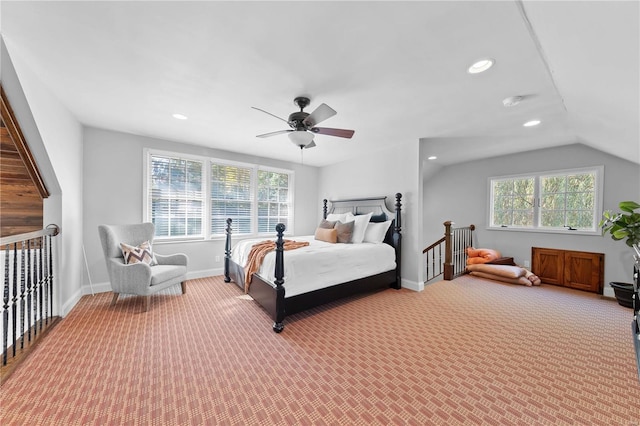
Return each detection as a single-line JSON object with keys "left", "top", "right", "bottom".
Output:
{"left": 468, "top": 58, "right": 495, "bottom": 74}
{"left": 288, "top": 130, "right": 314, "bottom": 147}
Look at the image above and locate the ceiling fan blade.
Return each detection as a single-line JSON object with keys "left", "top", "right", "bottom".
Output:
{"left": 311, "top": 127, "right": 355, "bottom": 138}
{"left": 304, "top": 140, "right": 316, "bottom": 149}
{"left": 251, "top": 107, "right": 291, "bottom": 125}
{"left": 256, "top": 129, "right": 292, "bottom": 138}
{"left": 303, "top": 103, "right": 336, "bottom": 127}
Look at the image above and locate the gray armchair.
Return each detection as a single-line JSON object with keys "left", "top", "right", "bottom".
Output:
{"left": 98, "top": 223, "right": 188, "bottom": 311}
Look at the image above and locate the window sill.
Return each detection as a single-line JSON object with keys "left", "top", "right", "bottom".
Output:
{"left": 486, "top": 226, "right": 601, "bottom": 237}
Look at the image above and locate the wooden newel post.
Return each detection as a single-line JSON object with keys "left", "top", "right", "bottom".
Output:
{"left": 273, "top": 223, "right": 286, "bottom": 333}
{"left": 224, "top": 218, "right": 232, "bottom": 283}
{"left": 443, "top": 221, "right": 454, "bottom": 281}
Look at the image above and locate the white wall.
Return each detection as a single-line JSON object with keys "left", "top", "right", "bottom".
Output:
{"left": 422, "top": 142, "right": 640, "bottom": 294}
{"left": 2, "top": 38, "right": 84, "bottom": 316}
{"left": 82, "top": 127, "right": 320, "bottom": 291}
{"left": 318, "top": 140, "right": 422, "bottom": 290}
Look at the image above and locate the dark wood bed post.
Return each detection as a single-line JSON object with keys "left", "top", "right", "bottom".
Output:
{"left": 393, "top": 193, "right": 402, "bottom": 289}
{"left": 224, "top": 218, "right": 232, "bottom": 283}
{"left": 273, "top": 223, "right": 286, "bottom": 333}
{"left": 322, "top": 199, "right": 328, "bottom": 219}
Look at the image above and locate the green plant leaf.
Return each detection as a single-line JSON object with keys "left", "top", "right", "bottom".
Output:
{"left": 619, "top": 200, "right": 640, "bottom": 213}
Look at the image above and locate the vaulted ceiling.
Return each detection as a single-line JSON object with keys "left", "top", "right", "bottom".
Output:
{"left": 1, "top": 1, "right": 638, "bottom": 167}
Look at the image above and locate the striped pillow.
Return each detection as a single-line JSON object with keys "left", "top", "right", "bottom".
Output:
{"left": 120, "top": 241, "right": 156, "bottom": 265}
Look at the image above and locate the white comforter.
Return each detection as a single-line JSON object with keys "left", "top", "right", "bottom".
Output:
{"left": 231, "top": 235, "right": 396, "bottom": 298}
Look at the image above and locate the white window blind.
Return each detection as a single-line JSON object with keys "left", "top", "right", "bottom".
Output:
{"left": 149, "top": 154, "right": 204, "bottom": 238}
{"left": 258, "top": 169, "right": 291, "bottom": 233}
{"left": 211, "top": 163, "right": 253, "bottom": 235}
{"left": 145, "top": 150, "right": 294, "bottom": 239}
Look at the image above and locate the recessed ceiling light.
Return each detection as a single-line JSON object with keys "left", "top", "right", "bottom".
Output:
{"left": 523, "top": 119, "right": 541, "bottom": 127}
{"left": 428, "top": 156, "right": 437, "bottom": 160}
{"left": 172, "top": 113, "right": 188, "bottom": 120}
{"left": 468, "top": 58, "right": 495, "bottom": 74}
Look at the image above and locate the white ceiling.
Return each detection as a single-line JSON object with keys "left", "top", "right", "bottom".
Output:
{"left": 1, "top": 1, "right": 638, "bottom": 167}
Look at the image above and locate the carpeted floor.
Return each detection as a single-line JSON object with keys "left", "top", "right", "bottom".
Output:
{"left": 1, "top": 274, "right": 639, "bottom": 425}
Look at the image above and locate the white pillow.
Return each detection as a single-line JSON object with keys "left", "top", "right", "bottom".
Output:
{"left": 346, "top": 212, "right": 372, "bottom": 244}
{"left": 326, "top": 212, "right": 351, "bottom": 223}
{"left": 363, "top": 220, "right": 393, "bottom": 244}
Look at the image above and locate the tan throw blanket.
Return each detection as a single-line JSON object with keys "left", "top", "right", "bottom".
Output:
{"left": 244, "top": 240, "right": 310, "bottom": 293}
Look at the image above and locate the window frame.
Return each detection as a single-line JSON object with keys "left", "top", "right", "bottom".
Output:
{"left": 487, "top": 166, "right": 604, "bottom": 236}
{"left": 144, "top": 149, "right": 294, "bottom": 241}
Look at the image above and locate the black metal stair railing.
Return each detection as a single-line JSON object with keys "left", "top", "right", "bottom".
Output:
{"left": 0, "top": 224, "right": 60, "bottom": 382}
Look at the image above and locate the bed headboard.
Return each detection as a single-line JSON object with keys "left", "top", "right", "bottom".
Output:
{"left": 323, "top": 194, "right": 402, "bottom": 285}
{"left": 323, "top": 193, "right": 402, "bottom": 261}
{"left": 324, "top": 196, "right": 395, "bottom": 221}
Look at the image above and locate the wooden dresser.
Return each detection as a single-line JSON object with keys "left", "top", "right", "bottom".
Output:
{"left": 531, "top": 247, "right": 604, "bottom": 294}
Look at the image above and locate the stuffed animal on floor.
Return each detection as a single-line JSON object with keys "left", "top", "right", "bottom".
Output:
{"left": 466, "top": 247, "right": 501, "bottom": 265}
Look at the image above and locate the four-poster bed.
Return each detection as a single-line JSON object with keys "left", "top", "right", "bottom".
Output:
{"left": 224, "top": 193, "right": 402, "bottom": 332}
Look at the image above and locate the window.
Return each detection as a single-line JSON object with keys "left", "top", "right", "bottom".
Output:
{"left": 210, "top": 163, "right": 253, "bottom": 235}
{"left": 489, "top": 166, "right": 603, "bottom": 234}
{"left": 145, "top": 150, "right": 294, "bottom": 240}
{"left": 257, "top": 169, "right": 290, "bottom": 233}
{"left": 148, "top": 154, "right": 204, "bottom": 238}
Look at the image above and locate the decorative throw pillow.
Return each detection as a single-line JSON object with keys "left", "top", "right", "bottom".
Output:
{"left": 369, "top": 212, "right": 388, "bottom": 223}
{"left": 120, "top": 241, "right": 156, "bottom": 265}
{"left": 346, "top": 212, "right": 372, "bottom": 244}
{"left": 326, "top": 212, "right": 351, "bottom": 223}
{"left": 318, "top": 219, "right": 336, "bottom": 229}
{"left": 363, "top": 220, "right": 393, "bottom": 244}
{"left": 466, "top": 247, "right": 502, "bottom": 265}
{"left": 314, "top": 227, "right": 338, "bottom": 243}
{"left": 334, "top": 220, "right": 355, "bottom": 243}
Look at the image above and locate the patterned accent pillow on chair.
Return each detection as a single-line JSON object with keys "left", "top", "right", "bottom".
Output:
{"left": 120, "top": 241, "right": 156, "bottom": 265}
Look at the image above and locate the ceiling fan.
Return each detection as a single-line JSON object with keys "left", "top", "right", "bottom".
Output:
{"left": 252, "top": 97, "right": 355, "bottom": 149}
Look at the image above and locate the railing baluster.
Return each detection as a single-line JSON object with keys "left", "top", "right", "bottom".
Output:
{"left": 38, "top": 237, "right": 43, "bottom": 333}
{"left": 0, "top": 225, "right": 60, "bottom": 383}
{"left": 3, "top": 244, "right": 9, "bottom": 366}
{"left": 20, "top": 242, "right": 26, "bottom": 349}
{"left": 1, "top": 225, "right": 60, "bottom": 375}
{"left": 11, "top": 243, "right": 18, "bottom": 358}
{"left": 424, "top": 222, "right": 475, "bottom": 283}
{"left": 48, "top": 234, "right": 53, "bottom": 325}
{"left": 43, "top": 236, "right": 49, "bottom": 324}
{"left": 27, "top": 239, "right": 32, "bottom": 342}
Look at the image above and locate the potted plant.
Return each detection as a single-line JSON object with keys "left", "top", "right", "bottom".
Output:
{"left": 600, "top": 200, "right": 640, "bottom": 308}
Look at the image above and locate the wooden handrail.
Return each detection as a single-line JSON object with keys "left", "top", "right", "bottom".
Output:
{"left": 423, "top": 236, "right": 445, "bottom": 254}
{"left": 0, "top": 224, "right": 59, "bottom": 246}
{"left": 424, "top": 221, "right": 475, "bottom": 282}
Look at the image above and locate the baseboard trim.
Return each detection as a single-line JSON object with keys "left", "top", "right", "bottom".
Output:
{"left": 81, "top": 268, "right": 225, "bottom": 296}
{"left": 401, "top": 279, "right": 423, "bottom": 292}
{"left": 603, "top": 286, "right": 615, "bottom": 299}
